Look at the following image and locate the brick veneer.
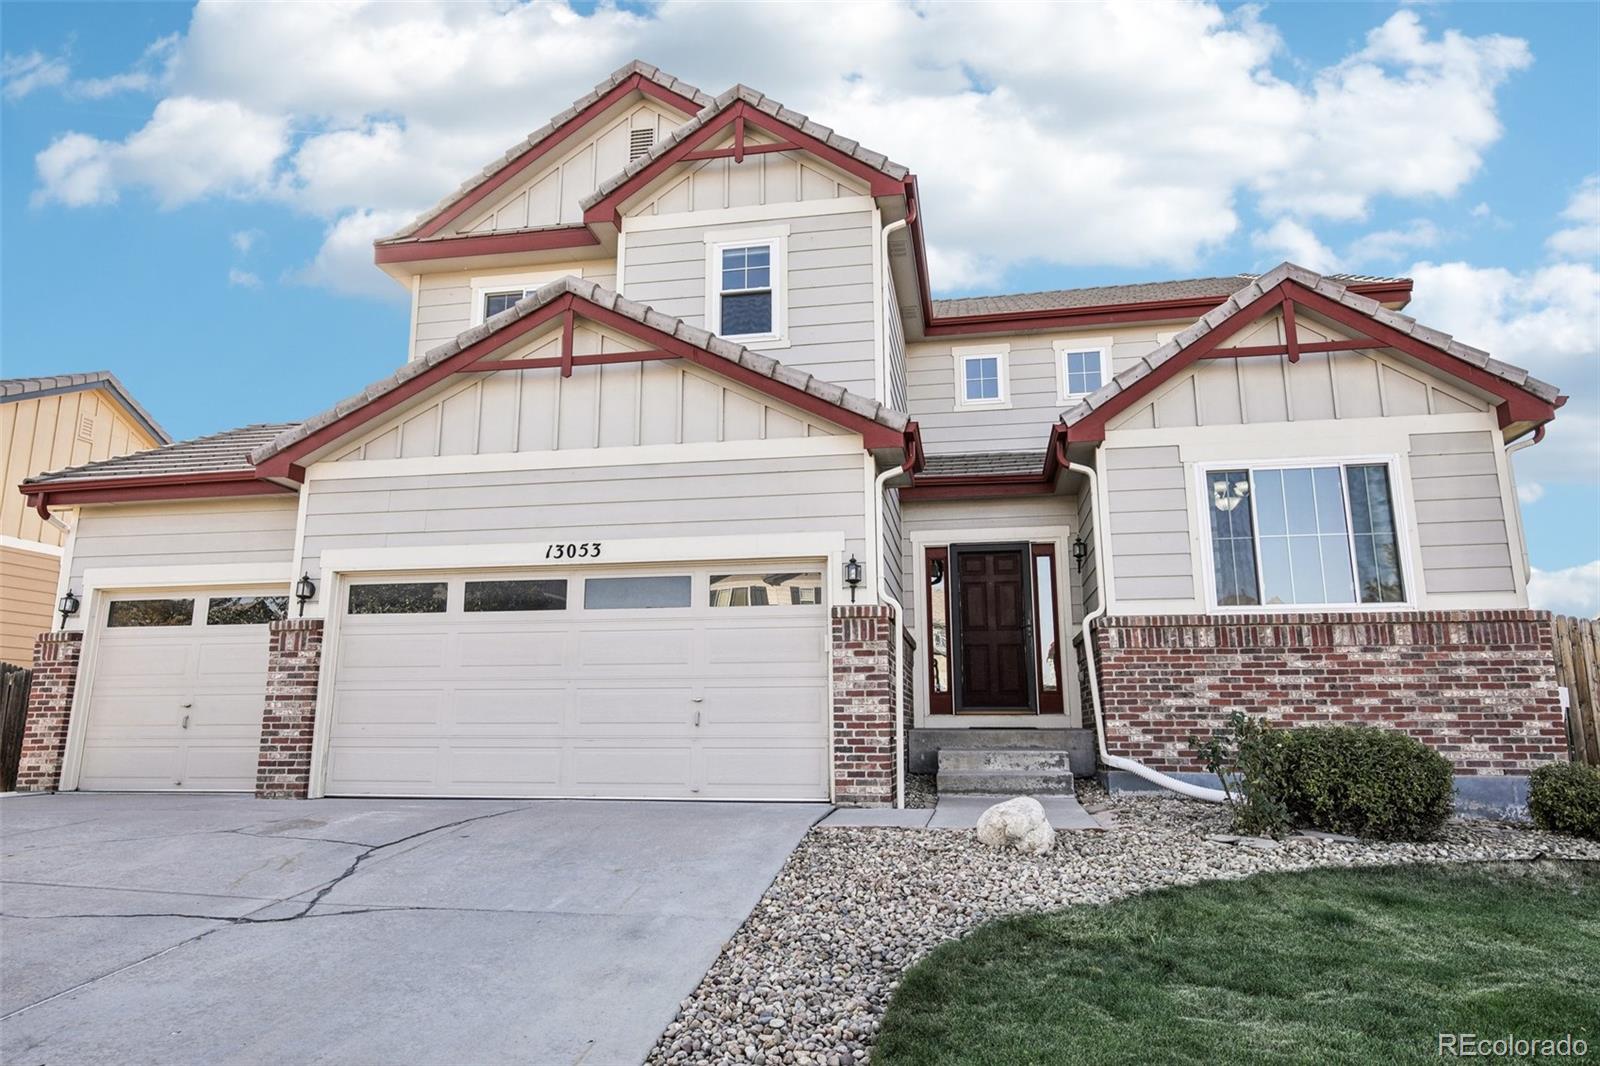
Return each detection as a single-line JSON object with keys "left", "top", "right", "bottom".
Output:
{"left": 14, "top": 631, "right": 83, "bottom": 791}
{"left": 831, "top": 605, "right": 898, "bottom": 805}
{"left": 256, "top": 618, "right": 324, "bottom": 799}
{"left": 1093, "top": 610, "right": 1566, "bottom": 775}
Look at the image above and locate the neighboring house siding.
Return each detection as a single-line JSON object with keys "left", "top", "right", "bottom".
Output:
{"left": 412, "top": 261, "right": 617, "bottom": 361}
{"left": 1408, "top": 430, "right": 1517, "bottom": 595}
{"left": 65, "top": 498, "right": 299, "bottom": 595}
{"left": 1102, "top": 445, "right": 1194, "bottom": 606}
{"left": 621, "top": 209, "right": 879, "bottom": 396}
{"left": 626, "top": 146, "right": 868, "bottom": 216}
{"left": 0, "top": 544, "right": 56, "bottom": 665}
{"left": 300, "top": 452, "right": 870, "bottom": 579}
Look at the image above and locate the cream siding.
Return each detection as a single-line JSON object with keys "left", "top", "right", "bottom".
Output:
{"left": 881, "top": 485, "right": 904, "bottom": 606}
{"left": 1, "top": 544, "right": 57, "bottom": 664}
{"left": 411, "top": 261, "right": 617, "bottom": 361}
{"left": 1075, "top": 486, "right": 1099, "bottom": 620}
{"left": 621, "top": 209, "right": 879, "bottom": 396}
{"left": 1408, "top": 430, "right": 1517, "bottom": 594}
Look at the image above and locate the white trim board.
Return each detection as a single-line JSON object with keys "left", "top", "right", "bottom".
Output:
{"left": 0, "top": 535, "right": 63, "bottom": 557}
{"left": 80, "top": 563, "right": 292, "bottom": 593}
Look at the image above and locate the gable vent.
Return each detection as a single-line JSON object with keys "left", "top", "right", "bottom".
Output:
{"left": 629, "top": 128, "right": 656, "bottom": 161}
{"left": 77, "top": 414, "right": 95, "bottom": 443}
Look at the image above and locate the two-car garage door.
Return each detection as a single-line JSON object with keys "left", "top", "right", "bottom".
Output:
{"left": 324, "top": 564, "right": 830, "bottom": 800}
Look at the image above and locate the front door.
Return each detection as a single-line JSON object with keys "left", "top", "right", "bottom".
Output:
{"left": 952, "top": 545, "right": 1035, "bottom": 712}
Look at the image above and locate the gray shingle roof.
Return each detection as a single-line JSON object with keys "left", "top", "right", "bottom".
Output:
{"left": 933, "top": 273, "right": 1408, "bottom": 319}
{"left": 24, "top": 424, "right": 296, "bottom": 486}
{"left": 919, "top": 451, "right": 1045, "bottom": 478}
{"left": 1061, "top": 263, "right": 1561, "bottom": 429}
{"left": 580, "top": 84, "right": 911, "bottom": 213}
{"left": 1, "top": 371, "right": 172, "bottom": 444}
{"left": 253, "top": 277, "right": 907, "bottom": 464}
{"left": 383, "top": 61, "right": 712, "bottom": 242}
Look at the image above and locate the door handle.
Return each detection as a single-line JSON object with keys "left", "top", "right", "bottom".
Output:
{"left": 181, "top": 715, "right": 190, "bottom": 730}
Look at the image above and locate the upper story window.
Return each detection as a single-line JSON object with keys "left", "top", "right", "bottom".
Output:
{"left": 483, "top": 289, "right": 536, "bottom": 319}
{"left": 704, "top": 228, "right": 788, "bottom": 349}
{"left": 952, "top": 344, "right": 1010, "bottom": 410}
{"left": 1201, "top": 459, "right": 1408, "bottom": 610}
{"left": 469, "top": 270, "right": 567, "bottom": 325}
{"left": 1054, "top": 339, "right": 1110, "bottom": 403}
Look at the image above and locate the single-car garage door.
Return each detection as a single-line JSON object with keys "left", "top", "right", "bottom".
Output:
{"left": 77, "top": 591, "right": 285, "bottom": 791}
{"left": 326, "top": 564, "right": 829, "bottom": 800}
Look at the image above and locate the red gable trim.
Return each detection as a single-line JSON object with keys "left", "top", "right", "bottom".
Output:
{"left": 255, "top": 292, "right": 912, "bottom": 479}
{"left": 23, "top": 472, "right": 294, "bottom": 520}
{"left": 1064, "top": 280, "right": 1560, "bottom": 443}
{"left": 374, "top": 225, "right": 600, "bottom": 265}
{"left": 582, "top": 100, "right": 907, "bottom": 228}
{"left": 397, "top": 74, "right": 701, "bottom": 243}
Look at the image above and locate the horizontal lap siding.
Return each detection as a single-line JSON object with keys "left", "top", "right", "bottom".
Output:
{"left": 66, "top": 498, "right": 299, "bottom": 588}
{"left": 301, "top": 453, "right": 868, "bottom": 574}
{"left": 0, "top": 545, "right": 58, "bottom": 664}
{"left": 412, "top": 263, "right": 618, "bottom": 362}
{"left": 622, "top": 211, "right": 878, "bottom": 396}
{"left": 1409, "top": 430, "right": 1516, "bottom": 594}
{"left": 1104, "top": 445, "right": 1193, "bottom": 604}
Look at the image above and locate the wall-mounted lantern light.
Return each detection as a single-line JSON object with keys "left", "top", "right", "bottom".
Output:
{"left": 1071, "top": 536, "right": 1089, "bottom": 573}
{"left": 57, "top": 589, "right": 81, "bottom": 629}
{"left": 844, "top": 555, "right": 863, "bottom": 603}
{"left": 294, "top": 573, "right": 317, "bottom": 617}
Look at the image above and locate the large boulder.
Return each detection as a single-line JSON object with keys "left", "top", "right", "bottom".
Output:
{"left": 975, "top": 797, "right": 1055, "bottom": 855}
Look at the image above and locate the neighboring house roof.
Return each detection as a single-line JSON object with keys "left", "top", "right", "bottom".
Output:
{"left": 920, "top": 451, "right": 1046, "bottom": 478}
{"left": 932, "top": 274, "right": 1410, "bottom": 319}
{"left": 23, "top": 424, "right": 295, "bottom": 486}
{"left": 0, "top": 371, "right": 172, "bottom": 445}
{"left": 382, "top": 60, "right": 711, "bottom": 244}
{"left": 1060, "top": 263, "right": 1563, "bottom": 440}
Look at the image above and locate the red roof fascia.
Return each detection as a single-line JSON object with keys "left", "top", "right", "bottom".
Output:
{"left": 899, "top": 475, "right": 1058, "bottom": 503}
{"left": 23, "top": 472, "right": 294, "bottom": 520}
{"left": 374, "top": 226, "right": 600, "bottom": 265}
{"left": 402, "top": 74, "right": 701, "bottom": 243}
{"left": 582, "top": 100, "right": 907, "bottom": 228}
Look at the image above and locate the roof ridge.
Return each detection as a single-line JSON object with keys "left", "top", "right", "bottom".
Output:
{"left": 1, "top": 369, "right": 173, "bottom": 444}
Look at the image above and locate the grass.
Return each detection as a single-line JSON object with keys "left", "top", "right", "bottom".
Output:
{"left": 874, "top": 863, "right": 1600, "bottom": 1066}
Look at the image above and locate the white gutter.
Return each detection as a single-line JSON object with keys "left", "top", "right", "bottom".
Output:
{"left": 871, "top": 455, "right": 913, "bottom": 810}
{"left": 1504, "top": 425, "right": 1545, "bottom": 585}
{"left": 1064, "top": 450, "right": 1227, "bottom": 803}
{"left": 875, "top": 217, "right": 909, "bottom": 404}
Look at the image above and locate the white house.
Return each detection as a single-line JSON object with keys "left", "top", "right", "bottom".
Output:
{"left": 15, "top": 62, "right": 1568, "bottom": 809}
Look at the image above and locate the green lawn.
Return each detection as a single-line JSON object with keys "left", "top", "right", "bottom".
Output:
{"left": 875, "top": 863, "right": 1599, "bottom": 1066}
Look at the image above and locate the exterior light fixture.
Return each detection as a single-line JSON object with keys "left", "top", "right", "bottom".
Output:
{"left": 1071, "top": 536, "right": 1089, "bottom": 573}
{"left": 1211, "top": 478, "right": 1250, "bottom": 513}
{"left": 844, "top": 555, "right": 863, "bottom": 603}
{"left": 294, "top": 573, "right": 317, "bottom": 617}
{"left": 57, "top": 589, "right": 81, "bottom": 629}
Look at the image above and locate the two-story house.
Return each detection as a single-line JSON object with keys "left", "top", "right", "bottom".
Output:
{"left": 15, "top": 62, "right": 1567, "bottom": 812}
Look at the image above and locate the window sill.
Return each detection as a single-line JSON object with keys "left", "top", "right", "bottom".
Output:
{"left": 728, "top": 335, "right": 791, "bottom": 351}
{"left": 953, "top": 398, "right": 1013, "bottom": 412}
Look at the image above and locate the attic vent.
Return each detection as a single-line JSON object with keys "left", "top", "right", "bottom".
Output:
{"left": 628, "top": 128, "right": 656, "bottom": 161}
{"left": 77, "top": 414, "right": 95, "bottom": 443}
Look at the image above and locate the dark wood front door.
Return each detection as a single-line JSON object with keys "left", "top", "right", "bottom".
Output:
{"left": 952, "top": 545, "right": 1035, "bottom": 712}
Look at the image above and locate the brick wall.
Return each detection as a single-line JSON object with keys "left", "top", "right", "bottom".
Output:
{"left": 256, "top": 618, "right": 324, "bottom": 799}
{"left": 1093, "top": 611, "right": 1566, "bottom": 776}
{"left": 831, "top": 605, "right": 897, "bottom": 805}
{"left": 15, "top": 631, "right": 83, "bottom": 791}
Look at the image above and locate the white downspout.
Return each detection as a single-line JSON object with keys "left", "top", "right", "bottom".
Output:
{"left": 872, "top": 455, "right": 912, "bottom": 810}
{"left": 1504, "top": 425, "right": 1545, "bottom": 586}
{"left": 875, "top": 218, "right": 909, "bottom": 405}
{"left": 1065, "top": 450, "right": 1227, "bottom": 803}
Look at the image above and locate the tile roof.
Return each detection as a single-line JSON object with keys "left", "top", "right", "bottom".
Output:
{"left": 252, "top": 276, "right": 908, "bottom": 464}
{"left": 1, "top": 370, "right": 172, "bottom": 444}
{"left": 23, "top": 424, "right": 296, "bottom": 486}
{"left": 919, "top": 451, "right": 1045, "bottom": 478}
{"left": 932, "top": 273, "right": 1409, "bottom": 319}
{"left": 383, "top": 61, "right": 712, "bottom": 242}
{"left": 580, "top": 84, "right": 911, "bottom": 212}
{"left": 1060, "top": 263, "right": 1561, "bottom": 429}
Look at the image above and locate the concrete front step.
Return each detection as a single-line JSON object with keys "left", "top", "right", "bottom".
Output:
{"left": 938, "top": 748, "right": 1073, "bottom": 773}
{"left": 937, "top": 749, "right": 1077, "bottom": 795}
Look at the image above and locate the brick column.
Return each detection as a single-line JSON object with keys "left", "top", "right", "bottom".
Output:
{"left": 256, "top": 618, "right": 324, "bottom": 799}
{"left": 15, "top": 631, "right": 84, "bottom": 792}
{"left": 831, "top": 605, "right": 896, "bottom": 806}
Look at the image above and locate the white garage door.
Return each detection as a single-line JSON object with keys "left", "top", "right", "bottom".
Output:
{"left": 77, "top": 591, "right": 284, "bottom": 791}
{"left": 326, "top": 564, "right": 829, "bottom": 800}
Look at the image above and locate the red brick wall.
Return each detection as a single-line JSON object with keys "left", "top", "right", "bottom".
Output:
{"left": 256, "top": 618, "right": 324, "bottom": 799}
{"left": 1093, "top": 611, "right": 1565, "bottom": 776}
{"left": 831, "top": 605, "right": 897, "bottom": 805}
{"left": 14, "top": 631, "right": 83, "bottom": 791}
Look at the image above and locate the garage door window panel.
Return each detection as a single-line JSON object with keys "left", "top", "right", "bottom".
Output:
{"left": 206, "top": 596, "right": 290, "bottom": 625}
{"left": 584, "top": 575, "right": 691, "bottom": 610}
{"left": 709, "top": 572, "right": 823, "bottom": 607}
{"left": 464, "top": 579, "right": 568, "bottom": 613}
{"left": 107, "top": 599, "right": 195, "bottom": 627}
{"left": 349, "top": 582, "right": 448, "bottom": 615}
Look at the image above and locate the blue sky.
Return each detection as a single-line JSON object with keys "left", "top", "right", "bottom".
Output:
{"left": 2, "top": 1, "right": 1596, "bottom": 607}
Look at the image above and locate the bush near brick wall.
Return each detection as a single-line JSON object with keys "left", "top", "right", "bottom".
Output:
{"left": 256, "top": 618, "right": 324, "bottom": 799}
{"left": 14, "top": 631, "right": 83, "bottom": 791}
{"left": 1093, "top": 611, "right": 1565, "bottom": 776}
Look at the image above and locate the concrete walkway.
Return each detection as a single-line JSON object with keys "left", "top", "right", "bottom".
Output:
{"left": 1, "top": 792, "right": 825, "bottom": 1066}
{"left": 818, "top": 792, "right": 1101, "bottom": 830}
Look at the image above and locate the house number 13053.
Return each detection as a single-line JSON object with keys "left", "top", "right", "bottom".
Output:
{"left": 545, "top": 542, "right": 602, "bottom": 559}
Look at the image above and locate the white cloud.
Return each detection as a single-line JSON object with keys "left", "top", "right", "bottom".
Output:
{"left": 2, "top": 51, "right": 69, "bottom": 101}
{"left": 26, "top": 3, "right": 1537, "bottom": 298}
{"left": 230, "top": 228, "right": 261, "bottom": 254}
{"left": 1528, "top": 561, "right": 1600, "bottom": 618}
{"left": 1517, "top": 482, "right": 1544, "bottom": 505}
{"left": 227, "top": 268, "right": 260, "bottom": 288}
{"left": 1347, "top": 220, "right": 1441, "bottom": 265}
{"left": 289, "top": 209, "right": 413, "bottom": 301}
{"left": 1547, "top": 175, "right": 1600, "bottom": 261}
{"left": 1251, "top": 219, "right": 1341, "bottom": 273}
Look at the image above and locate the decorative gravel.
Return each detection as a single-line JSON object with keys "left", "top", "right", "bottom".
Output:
{"left": 647, "top": 791, "right": 1600, "bottom": 1065}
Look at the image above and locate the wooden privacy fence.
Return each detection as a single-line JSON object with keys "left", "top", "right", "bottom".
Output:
{"left": 1, "top": 663, "right": 33, "bottom": 791}
{"left": 1554, "top": 615, "right": 1600, "bottom": 766}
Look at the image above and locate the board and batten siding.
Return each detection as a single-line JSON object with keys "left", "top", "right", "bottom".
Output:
{"left": 625, "top": 141, "right": 869, "bottom": 217}
{"left": 300, "top": 452, "right": 869, "bottom": 581}
{"left": 1408, "top": 430, "right": 1517, "bottom": 595}
{"left": 621, "top": 209, "right": 878, "bottom": 396}
{"left": 411, "top": 261, "right": 617, "bottom": 362}
{"left": 1101, "top": 445, "right": 1194, "bottom": 606}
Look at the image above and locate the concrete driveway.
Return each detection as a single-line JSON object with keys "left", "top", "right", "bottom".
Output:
{"left": 1, "top": 792, "right": 826, "bottom": 1066}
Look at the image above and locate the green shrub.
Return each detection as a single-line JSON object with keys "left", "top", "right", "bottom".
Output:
{"left": 1527, "top": 762, "right": 1600, "bottom": 840}
{"left": 1189, "top": 711, "right": 1293, "bottom": 838}
{"left": 1279, "top": 727, "right": 1454, "bottom": 841}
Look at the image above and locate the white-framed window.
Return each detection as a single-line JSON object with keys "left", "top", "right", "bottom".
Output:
{"left": 470, "top": 270, "right": 568, "bottom": 325}
{"left": 952, "top": 343, "right": 1011, "bottom": 410}
{"left": 1053, "top": 337, "right": 1111, "bottom": 404}
{"left": 704, "top": 227, "right": 788, "bottom": 348}
{"left": 1197, "top": 457, "right": 1411, "bottom": 611}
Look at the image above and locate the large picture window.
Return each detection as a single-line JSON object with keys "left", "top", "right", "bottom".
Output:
{"left": 1204, "top": 461, "right": 1406, "bottom": 608}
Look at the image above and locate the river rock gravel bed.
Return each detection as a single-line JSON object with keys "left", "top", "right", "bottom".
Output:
{"left": 647, "top": 791, "right": 1600, "bottom": 1065}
